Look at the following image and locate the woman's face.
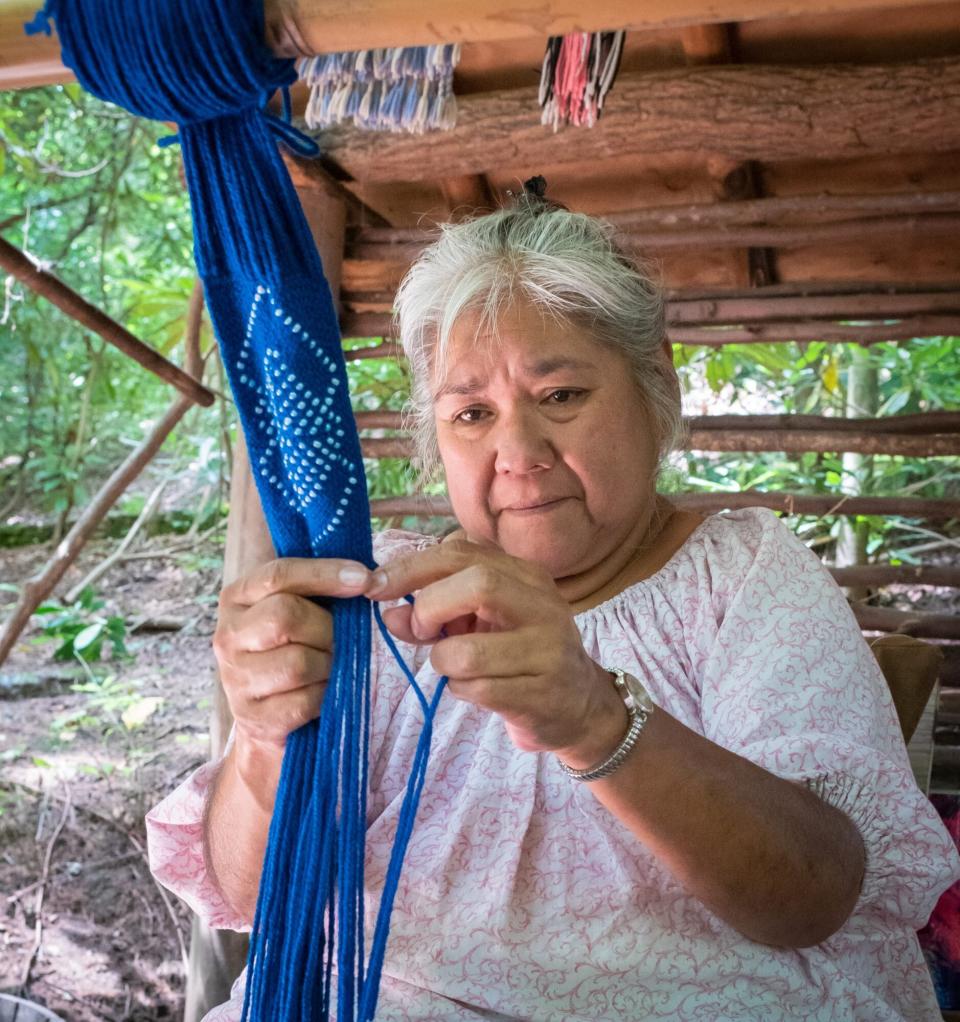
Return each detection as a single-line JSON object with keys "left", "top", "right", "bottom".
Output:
{"left": 433, "top": 300, "right": 667, "bottom": 580}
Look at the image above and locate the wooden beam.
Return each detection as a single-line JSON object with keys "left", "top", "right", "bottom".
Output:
{"left": 342, "top": 318, "right": 960, "bottom": 348}
{"left": 360, "top": 431, "right": 960, "bottom": 459}
{"left": 830, "top": 565, "right": 960, "bottom": 588}
{"left": 341, "top": 281, "right": 960, "bottom": 314}
{"left": 263, "top": 0, "right": 960, "bottom": 56}
{"left": 393, "top": 288, "right": 960, "bottom": 324}
{"left": 0, "top": 2, "right": 68, "bottom": 89}
{"left": 668, "top": 319, "right": 960, "bottom": 345}
{"left": 683, "top": 429, "right": 960, "bottom": 456}
{"left": 606, "top": 191, "right": 960, "bottom": 231}
{"left": 368, "top": 492, "right": 960, "bottom": 520}
{"left": 351, "top": 214, "right": 960, "bottom": 257}
{"left": 355, "top": 410, "right": 960, "bottom": 436}
{"left": 341, "top": 318, "right": 960, "bottom": 349}
{"left": 0, "top": 237, "right": 215, "bottom": 407}
{"left": 315, "top": 58, "right": 960, "bottom": 183}
{"left": 12, "top": 0, "right": 960, "bottom": 94}
{"left": 438, "top": 175, "right": 497, "bottom": 219}
{"left": 852, "top": 605, "right": 960, "bottom": 639}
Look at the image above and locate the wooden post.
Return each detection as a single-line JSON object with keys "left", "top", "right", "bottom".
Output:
{"left": 183, "top": 183, "right": 346, "bottom": 1020}
{"left": 183, "top": 432, "right": 274, "bottom": 1022}
{"left": 835, "top": 346, "right": 879, "bottom": 600}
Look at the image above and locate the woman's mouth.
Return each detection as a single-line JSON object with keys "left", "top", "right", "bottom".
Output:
{"left": 501, "top": 498, "right": 570, "bottom": 514}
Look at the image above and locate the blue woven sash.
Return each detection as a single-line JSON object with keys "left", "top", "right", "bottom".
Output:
{"left": 27, "top": 0, "right": 441, "bottom": 1016}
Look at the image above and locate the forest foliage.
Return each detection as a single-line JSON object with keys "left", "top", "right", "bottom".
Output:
{"left": 1, "top": 83, "right": 958, "bottom": 564}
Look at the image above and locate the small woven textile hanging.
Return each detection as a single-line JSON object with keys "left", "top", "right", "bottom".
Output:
{"left": 539, "top": 31, "right": 625, "bottom": 130}
{"left": 25, "top": 0, "right": 443, "bottom": 1018}
{"left": 301, "top": 45, "right": 460, "bottom": 133}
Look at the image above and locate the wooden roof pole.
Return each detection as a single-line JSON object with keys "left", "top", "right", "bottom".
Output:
{"left": 9, "top": 0, "right": 960, "bottom": 90}
{"left": 263, "top": 0, "right": 960, "bottom": 54}
{"left": 0, "top": 236, "right": 215, "bottom": 407}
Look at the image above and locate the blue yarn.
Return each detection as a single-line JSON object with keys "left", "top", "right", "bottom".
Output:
{"left": 28, "top": 1, "right": 446, "bottom": 1017}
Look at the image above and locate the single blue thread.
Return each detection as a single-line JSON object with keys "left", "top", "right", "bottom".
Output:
{"left": 26, "top": 1, "right": 444, "bottom": 1018}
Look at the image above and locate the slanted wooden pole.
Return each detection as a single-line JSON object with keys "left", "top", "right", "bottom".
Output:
{"left": 0, "top": 237, "right": 215, "bottom": 407}
{"left": 0, "top": 283, "right": 205, "bottom": 668}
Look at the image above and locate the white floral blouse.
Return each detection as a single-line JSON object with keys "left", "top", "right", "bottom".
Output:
{"left": 146, "top": 508, "right": 960, "bottom": 1021}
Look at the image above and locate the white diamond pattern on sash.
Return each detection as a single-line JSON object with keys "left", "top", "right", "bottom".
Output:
{"left": 234, "top": 284, "right": 360, "bottom": 549}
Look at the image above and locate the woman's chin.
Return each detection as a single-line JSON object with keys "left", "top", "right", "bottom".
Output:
{"left": 495, "top": 523, "right": 588, "bottom": 577}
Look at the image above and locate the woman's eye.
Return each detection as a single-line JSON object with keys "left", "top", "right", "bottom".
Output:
{"left": 546, "top": 389, "right": 584, "bottom": 405}
{"left": 454, "top": 408, "right": 488, "bottom": 424}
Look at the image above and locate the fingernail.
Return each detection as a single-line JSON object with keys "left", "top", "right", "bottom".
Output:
{"left": 367, "top": 569, "right": 388, "bottom": 595}
{"left": 339, "top": 565, "right": 369, "bottom": 587}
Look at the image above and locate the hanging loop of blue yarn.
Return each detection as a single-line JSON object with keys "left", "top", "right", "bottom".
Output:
{"left": 27, "top": 1, "right": 444, "bottom": 1018}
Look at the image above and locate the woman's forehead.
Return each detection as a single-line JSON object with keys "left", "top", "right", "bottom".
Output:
{"left": 431, "top": 318, "right": 617, "bottom": 400}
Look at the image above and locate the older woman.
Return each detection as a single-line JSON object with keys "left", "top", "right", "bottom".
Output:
{"left": 147, "top": 193, "right": 960, "bottom": 1021}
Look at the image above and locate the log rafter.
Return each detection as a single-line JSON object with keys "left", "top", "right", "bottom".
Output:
{"left": 368, "top": 492, "right": 960, "bottom": 520}
{"left": 314, "top": 58, "right": 960, "bottom": 184}
{"left": 358, "top": 431, "right": 960, "bottom": 459}
{"left": 351, "top": 213, "right": 960, "bottom": 260}
{"left": 354, "top": 410, "right": 960, "bottom": 436}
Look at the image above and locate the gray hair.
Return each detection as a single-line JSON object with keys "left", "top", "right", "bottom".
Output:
{"left": 394, "top": 195, "right": 683, "bottom": 482}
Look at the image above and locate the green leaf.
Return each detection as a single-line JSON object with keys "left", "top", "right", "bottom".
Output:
{"left": 73, "top": 621, "right": 105, "bottom": 651}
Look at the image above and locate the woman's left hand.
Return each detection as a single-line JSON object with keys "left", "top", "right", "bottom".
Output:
{"left": 365, "top": 538, "right": 626, "bottom": 764}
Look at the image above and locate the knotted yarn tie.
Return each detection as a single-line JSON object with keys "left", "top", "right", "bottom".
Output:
{"left": 25, "top": 1, "right": 444, "bottom": 1019}
{"left": 23, "top": 0, "right": 53, "bottom": 35}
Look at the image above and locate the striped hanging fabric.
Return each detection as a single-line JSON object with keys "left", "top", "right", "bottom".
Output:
{"left": 24, "top": 0, "right": 444, "bottom": 1018}
{"left": 539, "top": 31, "right": 626, "bottom": 130}
{"left": 301, "top": 45, "right": 460, "bottom": 134}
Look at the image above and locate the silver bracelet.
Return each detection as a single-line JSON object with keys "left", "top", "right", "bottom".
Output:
{"left": 557, "top": 667, "right": 654, "bottom": 783}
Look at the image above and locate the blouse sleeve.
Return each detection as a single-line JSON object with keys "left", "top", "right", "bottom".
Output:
{"left": 145, "top": 752, "right": 251, "bottom": 932}
{"left": 696, "top": 509, "right": 960, "bottom": 930}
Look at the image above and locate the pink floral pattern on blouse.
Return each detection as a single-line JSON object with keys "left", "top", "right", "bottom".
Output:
{"left": 146, "top": 508, "right": 960, "bottom": 1021}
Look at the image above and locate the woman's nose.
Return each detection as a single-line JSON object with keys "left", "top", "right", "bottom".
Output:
{"left": 492, "top": 410, "right": 555, "bottom": 475}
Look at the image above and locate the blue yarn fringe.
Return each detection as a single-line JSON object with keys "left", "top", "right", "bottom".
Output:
{"left": 26, "top": 1, "right": 445, "bottom": 1018}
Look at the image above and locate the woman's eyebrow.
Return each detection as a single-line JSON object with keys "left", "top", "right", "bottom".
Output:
{"left": 434, "top": 357, "right": 596, "bottom": 400}
{"left": 434, "top": 377, "right": 486, "bottom": 400}
{"left": 526, "top": 356, "right": 596, "bottom": 377}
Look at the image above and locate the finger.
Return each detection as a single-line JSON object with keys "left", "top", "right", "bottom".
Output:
{"left": 229, "top": 593, "right": 333, "bottom": 654}
{"left": 429, "top": 629, "right": 547, "bottom": 680}
{"left": 235, "top": 683, "right": 326, "bottom": 745}
{"left": 223, "top": 557, "right": 373, "bottom": 609}
{"left": 365, "top": 539, "right": 547, "bottom": 603}
{"left": 407, "top": 566, "right": 556, "bottom": 639}
{"left": 379, "top": 603, "right": 483, "bottom": 645}
{"left": 228, "top": 643, "right": 332, "bottom": 701}
{"left": 442, "top": 673, "right": 543, "bottom": 717}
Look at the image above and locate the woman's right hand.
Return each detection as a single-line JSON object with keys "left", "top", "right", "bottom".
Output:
{"left": 213, "top": 557, "right": 373, "bottom": 750}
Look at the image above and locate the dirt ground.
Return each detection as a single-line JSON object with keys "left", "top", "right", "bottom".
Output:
{"left": 1, "top": 534, "right": 225, "bottom": 1021}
